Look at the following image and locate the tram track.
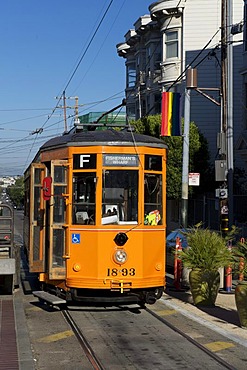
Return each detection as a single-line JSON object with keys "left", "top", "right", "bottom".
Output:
{"left": 62, "top": 309, "right": 105, "bottom": 370}
{"left": 58, "top": 303, "right": 239, "bottom": 370}
{"left": 145, "top": 306, "right": 236, "bottom": 370}
{"left": 17, "top": 206, "right": 239, "bottom": 369}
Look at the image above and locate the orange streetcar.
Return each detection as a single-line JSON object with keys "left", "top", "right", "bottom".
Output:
{"left": 24, "top": 121, "right": 167, "bottom": 305}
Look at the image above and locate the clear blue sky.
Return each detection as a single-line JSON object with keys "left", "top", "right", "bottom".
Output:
{"left": 0, "top": 0, "right": 152, "bottom": 176}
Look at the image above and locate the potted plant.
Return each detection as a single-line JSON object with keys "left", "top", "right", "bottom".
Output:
{"left": 233, "top": 239, "right": 247, "bottom": 328}
{"left": 179, "top": 226, "right": 233, "bottom": 306}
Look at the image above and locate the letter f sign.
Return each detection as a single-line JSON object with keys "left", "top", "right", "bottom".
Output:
{"left": 80, "top": 154, "right": 90, "bottom": 168}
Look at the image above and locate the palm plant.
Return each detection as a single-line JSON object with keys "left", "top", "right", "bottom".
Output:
{"left": 180, "top": 226, "right": 232, "bottom": 271}
{"left": 179, "top": 225, "right": 233, "bottom": 306}
{"left": 233, "top": 237, "right": 247, "bottom": 328}
{"left": 233, "top": 239, "right": 247, "bottom": 280}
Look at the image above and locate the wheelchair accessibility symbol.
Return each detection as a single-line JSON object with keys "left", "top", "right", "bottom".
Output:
{"left": 72, "top": 233, "right": 80, "bottom": 244}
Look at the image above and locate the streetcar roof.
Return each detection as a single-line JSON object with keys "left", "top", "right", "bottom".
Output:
{"left": 40, "top": 128, "right": 168, "bottom": 151}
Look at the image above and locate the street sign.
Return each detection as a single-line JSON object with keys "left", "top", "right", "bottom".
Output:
{"left": 215, "top": 188, "right": 228, "bottom": 199}
{"left": 189, "top": 173, "right": 200, "bottom": 186}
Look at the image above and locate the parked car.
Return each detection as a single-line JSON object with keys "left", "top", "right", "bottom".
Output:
{"left": 166, "top": 229, "right": 188, "bottom": 270}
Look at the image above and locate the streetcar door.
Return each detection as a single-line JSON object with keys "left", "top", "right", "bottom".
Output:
{"left": 29, "top": 163, "right": 46, "bottom": 272}
{"left": 48, "top": 160, "right": 68, "bottom": 280}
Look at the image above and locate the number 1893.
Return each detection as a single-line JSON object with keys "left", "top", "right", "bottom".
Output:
{"left": 107, "top": 268, "right": 136, "bottom": 276}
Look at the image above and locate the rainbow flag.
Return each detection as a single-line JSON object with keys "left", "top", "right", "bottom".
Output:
{"left": 161, "top": 92, "right": 181, "bottom": 136}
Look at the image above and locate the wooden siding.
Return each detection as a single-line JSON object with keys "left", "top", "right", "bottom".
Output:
{"left": 183, "top": 0, "right": 243, "bottom": 166}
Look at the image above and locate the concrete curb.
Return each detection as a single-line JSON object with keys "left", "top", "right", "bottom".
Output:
{"left": 160, "top": 295, "right": 247, "bottom": 348}
{"left": 14, "top": 287, "right": 35, "bottom": 370}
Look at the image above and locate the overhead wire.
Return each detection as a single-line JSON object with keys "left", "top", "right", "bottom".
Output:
{"left": 124, "top": 0, "right": 226, "bottom": 176}
{"left": 0, "top": 107, "right": 53, "bottom": 112}
{"left": 0, "top": 92, "right": 124, "bottom": 150}
{"left": 3, "top": 1, "right": 236, "bottom": 174}
{"left": 61, "top": 0, "right": 110, "bottom": 88}
{"left": 71, "top": 0, "right": 127, "bottom": 94}
{"left": 1, "top": 0, "right": 122, "bottom": 163}
{"left": 123, "top": 0, "right": 185, "bottom": 177}
{"left": 140, "top": 27, "right": 222, "bottom": 120}
{"left": 0, "top": 133, "right": 35, "bottom": 152}
{"left": 152, "top": 17, "right": 244, "bottom": 110}
{"left": 0, "top": 5, "right": 218, "bottom": 172}
{"left": 167, "top": 28, "right": 221, "bottom": 92}
{"left": 0, "top": 113, "right": 50, "bottom": 127}
{"left": 33, "top": 0, "right": 125, "bottom": 132}
{"left": 126, "top": 0, "right": 243, "bottom": 121}
{"left": 125, "top": 0, "right": 186, "bottom": 123}
{"left": 62, "top": 0, "right": 114, "bottom": 94}
{"left": 1, "top": 0, "right": 116, "bottom": 174}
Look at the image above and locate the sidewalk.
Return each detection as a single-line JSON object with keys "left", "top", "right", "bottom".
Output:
{"left": 163, "top": 280, "right": 247, "bottom": 347}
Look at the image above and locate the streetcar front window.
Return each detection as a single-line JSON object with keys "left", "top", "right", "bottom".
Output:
{"left": 102, "top": 170, "right": 138, "bottom": 225}
{"left": 73, "top": 172, "right": 96, "bottom": 224}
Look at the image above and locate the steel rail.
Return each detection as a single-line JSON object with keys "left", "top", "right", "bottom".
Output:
{"left": 62, "top": 309, "right": 105, "bottom": 370}
{"left": 145, "top": 307, "right": 236, "bottom": 370}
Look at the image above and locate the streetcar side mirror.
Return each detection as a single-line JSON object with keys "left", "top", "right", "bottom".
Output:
{"left": 43, "top": 177, "right": 52, "bottom": 200}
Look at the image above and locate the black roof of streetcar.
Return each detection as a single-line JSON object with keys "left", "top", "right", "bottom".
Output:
{"left": 40, "top": 128, "right": 168, "bottom": 152}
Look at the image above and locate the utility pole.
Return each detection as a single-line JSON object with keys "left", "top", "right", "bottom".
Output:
{"left": 218, "top": 0, "right": 234, "bottom": 235}
{"left": 181, "top": 88, "right": 191, "bottom": 228}
{"left": 181, "top": 66, "right": 221, "bottom": 229}
{"left": 55, "top": 92, "right": 68, "bottom": 133}
{"left": 181, "top": 1, "right": 234, "bottom": 232}
{"left": 75, "top": 96, "right": 79, "bottom": 122}
{"left": 181, "top": 68, "right": 198, "bottom": 228}
{"left": 55, "top": 95, "right": 80, "bottom": 130}
{"left": 221, "top": 0, "right": 227, "bottom": 135}
{"left": 62, "top": 91, "right": 68, "bottom": 133}
{"left": 67, "top": 96, "right": 80, "bottom": 125}
{"left": 218, "top": 0, "right": 229, "bottom": 236}
{"left": 226, "top": 0, "right": 234, "bottom": 229}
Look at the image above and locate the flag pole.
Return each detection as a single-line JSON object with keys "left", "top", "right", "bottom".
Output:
{"left": 181, "top": 88, "right": 190, "bottom": 228}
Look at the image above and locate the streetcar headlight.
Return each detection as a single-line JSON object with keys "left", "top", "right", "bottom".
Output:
{"left": 113, "top": 249, "right": 128, "bottom": 264}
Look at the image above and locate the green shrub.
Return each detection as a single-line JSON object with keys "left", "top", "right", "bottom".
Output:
{"left": 233, "top": 239, "right": 247, "bottom": 280}
{"left": 179, "top": 227, "right": 232, "bottom": 271}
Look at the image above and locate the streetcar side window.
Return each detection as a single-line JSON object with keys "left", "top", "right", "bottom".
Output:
{"left": 73, "top": 172, "right": 96, "bottom": 224}
{"left": 144, "top": 173, "right": 162, "bottom": 225}
{"left": 53, "top": 165, "right": 67, "bottom": 224}
{"left": 102, "top": 170, "right": 138, "bottom": 225}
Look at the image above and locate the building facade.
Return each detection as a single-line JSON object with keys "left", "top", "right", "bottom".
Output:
{"left": 117, "top": 0, "right": 244, "bottom": 169}
{"left": 236, "top": 0, "right": 247, "bottom": 168}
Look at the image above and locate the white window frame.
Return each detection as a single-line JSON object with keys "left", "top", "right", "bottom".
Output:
{"left": 165, "top": 30, "right": 179, "bottom": 59}
{"left": 127, "top": 63, "right": 136, "bottom": 88}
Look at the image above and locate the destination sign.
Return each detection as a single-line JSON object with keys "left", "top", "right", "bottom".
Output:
{"left": 103, "top": 154, "right": 139, "bottom": 167}
{"left": 73, "top": 154, "right": 96, "bottom": 169}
